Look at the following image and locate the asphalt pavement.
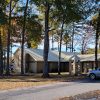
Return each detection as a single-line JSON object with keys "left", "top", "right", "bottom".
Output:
{"left": 0, "top": 79, "right": 100, "bottom": 100}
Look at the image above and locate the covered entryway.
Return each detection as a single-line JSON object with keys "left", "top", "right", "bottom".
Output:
{"left": 69, "top": 54, "right": 81, "bottom": 76}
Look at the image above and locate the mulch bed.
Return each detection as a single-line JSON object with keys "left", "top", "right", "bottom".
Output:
{"left": 59, "top": 90, "right": 100, "bottom": 100}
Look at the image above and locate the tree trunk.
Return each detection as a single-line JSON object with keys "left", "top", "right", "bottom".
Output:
{"left": 70, "top": 42, "right": 72, "bottom": 52}
{"left": 51, "top": 33, "right": 54, "bottom": 50}
{"left": 95, "top": 11, "right": 100, "bottom": 69}
{"left": 3, "top": 50, "right": 6, "bottom": 71}
{"left": 27, "top": 41, "right": 31, "bottom": 48}
{"left": 58, "top": 41, "right": 59, "bottom": 51}
{"left": 58, "top": 18, "right": 64, "bottom": 75}
{"left": 72, "top": 22, "right": 74, "bottom": 52}
{"left": 0, "top": 31, "right": 3, "bottom": 75}
{"left": 66, "top": 42, "right": 67, "bottom": 52}
{"left": 21, "top": 0, "right": 29, "bottom": 75}
{"left": 81, "top": 38, "right": 85, "bottom": 54}
{"left": 42, "top": 2, "right": 50, "bottom": 77}
{"left": 6, "top": 0, "right": 12, "bottom": 75}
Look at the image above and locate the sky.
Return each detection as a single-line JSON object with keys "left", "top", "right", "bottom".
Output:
{"left": 12, "top": 40, "right": 72, "bottom": 55}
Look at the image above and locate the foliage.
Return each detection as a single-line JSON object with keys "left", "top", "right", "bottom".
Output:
{"left": 12, "top": 4, "right": 42, "bottom": 48}
{"left": 0, "top": 26, "right": 8, "bottom": 48}
{"left": 91, "top": 13, "right": 100, "bottom": 33}
{"left": 86, "top": 48, "right": 100, "bottom": 54}
{"left": 63, "top": 33, "right": 71, "bottom": 44}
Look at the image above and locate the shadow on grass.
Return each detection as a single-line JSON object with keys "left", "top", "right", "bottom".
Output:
{"left": 0, "top": 74, "right": 43, "bottom": 82}
{"left": 0, "top": 73, "right": 87, "bottom": 83}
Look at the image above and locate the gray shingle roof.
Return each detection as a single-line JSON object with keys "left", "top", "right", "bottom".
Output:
{"left": 24, "top": 48, "right": 100, "bottom": 62}
{"left": 78, "top": 54, "right": 100, "bottom": 61}
{"left": 25, "top": 48, "right": 75, "bottom": 62}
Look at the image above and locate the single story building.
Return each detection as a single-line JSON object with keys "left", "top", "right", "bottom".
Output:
{"left": 13, "top": 48, "right": 100, "bottom": 73}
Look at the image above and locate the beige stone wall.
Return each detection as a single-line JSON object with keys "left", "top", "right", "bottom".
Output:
{"left": 13, "top": 50, "right": 21, "bottom": 72}
{"left": 25, "top": 54, "right": 37, "bottom": 73}
{"left": 28, "top": 62, "right": 37, "bottom": 73}
{"left": 37, "top": 61, "right": 44, "bottom": 73}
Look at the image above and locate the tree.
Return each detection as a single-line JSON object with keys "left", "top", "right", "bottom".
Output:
{"left": 41, "top": 1, "right": 50, "bottom": 77}
{"left": 33, "top": 0, "right": 54, "bottom": 77}
{"left": 63, "top": 33, "right": 71, "bottom": 52}
{"left": 0, "top": 31, "right": 3, "bottom": 75}
{"left": 6, "top": 0, "right": 12, "bottom": 75}
{"left": 95, "top": 11, "right": 100, "bottom": 68}
{"left": 33, "top": 0, "right": 83, "bottom": 76}
{"left": 88, "top": 0, "right": 100, "bottom": 68}
{"left": 0, "top": 2, "right": 7, "bottom": 75}
{"left": 54, "top": 0, "right": 83, "bottom": 74}
{"left": 21, "top": 0, "right": 29, "bottom": 74}
{"left": 26, "top": 16, "right": 42, "bottom": 48}
{"left": 74, "top": 22, "right": 95, "bottom": 54}
{"left": 1, "top": 0, "right": 29, "bottom": 75}
{"left": 3, "top": 0, "right": 19, "bottom": 75}
{"left": 0, "top": 25, "right": 8, "bottom": 74}
{"left": 6, "top": 1, "right": 42, "bottom": 76}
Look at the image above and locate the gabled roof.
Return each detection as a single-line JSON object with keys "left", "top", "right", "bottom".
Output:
{"left": 69, "top": 54, "right": 80, "bottom": 61}
{"left": 25, "top": 48, "right": 77, "bottom": 62}
{"left": 15, "top": 48, "right": 100, "bottom": 62}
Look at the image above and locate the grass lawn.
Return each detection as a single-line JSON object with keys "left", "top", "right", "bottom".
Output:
{"left": 0, "top": 73, "right": 86, "bottom": 90}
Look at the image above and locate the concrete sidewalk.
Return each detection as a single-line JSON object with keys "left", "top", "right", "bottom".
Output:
{"left": 0, "top": 80, "right": 100, "bottom": 100}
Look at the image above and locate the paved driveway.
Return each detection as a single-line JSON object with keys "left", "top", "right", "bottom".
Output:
{"left": 0, "top": 79, "right": 100, "bottom": 100}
